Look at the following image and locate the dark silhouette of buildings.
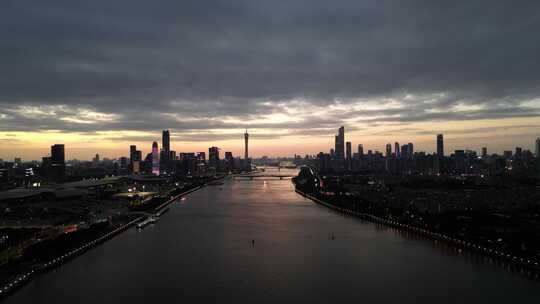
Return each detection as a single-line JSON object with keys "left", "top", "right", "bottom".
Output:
{"left": 244, "top": 129, "right": 250, "bottom": 170}
{"left": 209, "top": 147, "right": 220, "bottom": 170}
{"left": 437, "top": 134, "right": 444, "bottom": 157}
{"left": 49, "top": 144, "right": 66, "bottom": 182}
{"left": 335, "top": 126, "right": 345, "bottom": 159}
{"left": 162, "top": 130, "right": 170, "bottom": 154}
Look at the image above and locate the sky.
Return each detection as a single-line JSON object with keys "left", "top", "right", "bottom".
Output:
{"left": 1, "top": 0, "right": 540, "bottom": 160}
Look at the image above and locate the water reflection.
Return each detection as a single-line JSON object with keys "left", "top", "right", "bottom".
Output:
{"left": 5, "top": 169, "right": 540, "bottom": 304}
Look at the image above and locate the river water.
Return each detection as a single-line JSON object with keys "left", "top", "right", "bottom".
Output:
{"left": 6, "top": 169, "right": 540, "bottom": 303}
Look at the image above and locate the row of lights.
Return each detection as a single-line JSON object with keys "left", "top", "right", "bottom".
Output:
{"left": 301, "top": 190, "right": 540, "bottom": 269}
{"left": 1, "top": 217, "right": 144, "bottom": 298}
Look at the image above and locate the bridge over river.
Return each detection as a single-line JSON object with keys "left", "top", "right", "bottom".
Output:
{"left": 5, "top": 168, "right": 540, "bottom": 303}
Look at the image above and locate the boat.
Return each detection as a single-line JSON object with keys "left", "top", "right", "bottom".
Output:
{"left": 136, "top": 216, "right": 159, "bottom": 229}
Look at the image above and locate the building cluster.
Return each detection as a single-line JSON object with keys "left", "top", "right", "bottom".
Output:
{"left": 0, "top": 129, "right": 253, "bottom": 189}
{"left": 316, "top": 127, "right": 540, "bottom": 180}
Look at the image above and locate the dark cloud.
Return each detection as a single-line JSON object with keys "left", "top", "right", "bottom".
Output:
{"left": 2, "top": 0, "right": 540, "bottom": 137}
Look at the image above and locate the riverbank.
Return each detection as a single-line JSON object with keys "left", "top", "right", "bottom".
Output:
{"left": 295, "top": 187, "right": 540, "bottom": 279}
{"left": 0, "top": 182, "right": 211, "bottom": 300}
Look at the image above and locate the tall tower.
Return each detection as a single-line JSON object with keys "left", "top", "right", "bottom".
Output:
{"left": 394, "top": 142, "right": 400, "bottom": 158}
{"left": 535, "top": 138, "right": 540, "bottom": 157}
{"left": 152, "top": 141, "right": 160, "bottom": 175}
{"left": 335, "top": 126, "right": 345, "bottom": 159}
{"left": 437, "top": 134, "right": 444, "bottom": 157}
{"left": 244, "top": 129, "right": 249, "bottom": 160}
{"left": 162, "top": 130, "right": 170, "bottom": 154}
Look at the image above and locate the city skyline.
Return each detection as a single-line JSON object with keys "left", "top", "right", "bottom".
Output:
{"left": 2, "top": 127, "right": 539, "bottom": 162}
{"left": 3, "top": 2, "right": 540, "bottom": 302}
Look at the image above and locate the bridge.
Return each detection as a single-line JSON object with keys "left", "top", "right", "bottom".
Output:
{"left": 233, "top": 173, "right": 294, "bottom": 180}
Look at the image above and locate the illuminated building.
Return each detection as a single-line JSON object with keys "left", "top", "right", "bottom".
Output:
{"left": 152, "top": 141, "right": 160, "bottom": 175}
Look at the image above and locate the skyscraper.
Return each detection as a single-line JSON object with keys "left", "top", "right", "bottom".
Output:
{"left": 408, "top": 143, "right": 414, "bottom": 159}
{"left": 244, "top": 129, "right": 249, "bottom": 160}
{"left": 346, "top": 141, "right": 352, "bottom": 160}
{"left": 401, "top": 144, "right": 409, "bottom": 159}
{"left": 51, "top": 144, "right": 65, "bottom": 164}
{"left": 385, "top": 143, "right": 392, "bottom": 157}
{"left": 131, "top": 146, "right": 142, "bottom": 174}
{"left": 162, "top": 130, "right": 170, "bottom": 154}
{"left": 152, "top": 141, "right": 160, "bottom": 175}
{"left": 50, "top": 144, "right": 66, "bottom": 182}
{"left": 209, "top": 147, "right": 220, "bottom": 169}
{"left": 394, "top": 142, "right": 400, "bottom": 158}
{"left": 358, "top": 144, "right": 364, "bottom": 158}
{"left": 482, "top": 147, "right": 487, "bottom": 157}
{"left": 130, "top": 145, "right": 137, "bottom": 160}
{"left": 437, "top": 134, "right": 444, "bottom": 157}
{"left": 536, "top": 138, "right": 540, "bottom": 157}
{"left": 335, "top": 126, "right": 345, "bottom": 159}
{"left": 225, "top": 151, "right": 234, "bottom": 171}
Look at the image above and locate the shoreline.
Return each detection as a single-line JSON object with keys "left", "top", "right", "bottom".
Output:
{"left": 294, "top": 187, "right": 540, "bottom": 279}
{"left": 0, "top": 183, "right": 208, "bottom": 300}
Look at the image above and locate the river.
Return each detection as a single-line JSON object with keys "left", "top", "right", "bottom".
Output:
{"left": 6, "top": 169, "right": 540, "bottom": 303}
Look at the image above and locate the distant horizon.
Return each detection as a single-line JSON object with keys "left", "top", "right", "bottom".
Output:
{"left": 2, "top": 129, "right": 538, "bottom": 162}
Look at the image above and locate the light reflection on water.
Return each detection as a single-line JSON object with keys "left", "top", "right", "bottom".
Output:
{"left": 5, "top": 168, "right": 540, "bottom": 304}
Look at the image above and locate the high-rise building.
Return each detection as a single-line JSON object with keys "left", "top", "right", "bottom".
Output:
{"left": 482, "top": 147, "right": 487, "bottom": 157}
{"left": 346, "top": 141, "right": 352, "bottom": 160}
{"left": 152, "top": 141, "right": 160, "bottom": 175}
{"left": 385, "top": 143, "right": 392, "bottom": 157}
{"left": 408, "top": 143, "right": 414, "bottom": 159}
{"left": 401, "top": 144, "right": 409, "bottom": 159}
{"left": 437, "top": 134, "right": 444, "bottom": 157}
{"left": 535, "top": 138, "right": 540, "bottom": 157}
{"left": 162, "top": 130, "right": 170, "bottom": 154}
{"left": 50, "top": 144, "right": 66, "bottom": 182}
{"left": 394, "top": 142, "right": 400, "bottom": 158}
{"left": 130, "top": 145, "right": 137, "bottom": 159}
{"left": 335, "top": 126, "right": 345, "bottom": 159}
{"left": 51, "top": 144, "right": 65, "bottom": 164}
{"left": 225, "top": 151, "right": 234, "bottom": 171}
{"left": 357, "top": 144, "right": 364, "bottom": 158}
{"left": 209, "top": 147, "right": 220, "bottom": 169}
{"left": 244, "top": 129, "right": 249, "bottom": 160}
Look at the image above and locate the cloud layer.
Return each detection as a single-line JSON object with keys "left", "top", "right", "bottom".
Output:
{"left": 2, "top": 0, "right": 540, "bottom": 146}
